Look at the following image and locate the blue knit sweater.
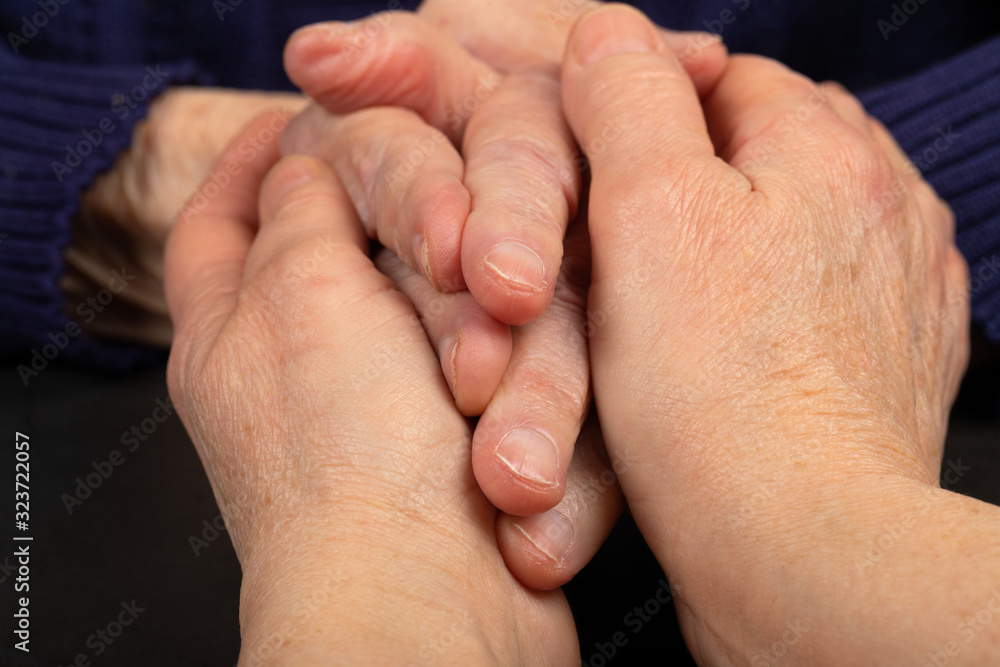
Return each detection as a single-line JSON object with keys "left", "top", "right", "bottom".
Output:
{"left": 1, "top": 0, "right": 998, "bottom": 373}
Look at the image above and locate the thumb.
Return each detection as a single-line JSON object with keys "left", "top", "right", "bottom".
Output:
{"left": 561, "top": 4, "right": 728, "bottom": 256}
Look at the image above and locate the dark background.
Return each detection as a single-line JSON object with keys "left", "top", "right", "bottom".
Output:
{"left": 0, "top": 339, "right": 998, "bottom": 666}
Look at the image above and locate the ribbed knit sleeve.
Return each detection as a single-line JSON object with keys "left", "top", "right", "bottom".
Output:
{"left": 0, "top": 49, "right": 201, "bottom": 378}
{"left": 860, "top": 37, "right": 1000, "bottom": 342}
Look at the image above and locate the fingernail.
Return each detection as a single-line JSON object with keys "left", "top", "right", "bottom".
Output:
{"left": 413, "top": 234, "right": 434, "bottom": 286}
{"left": 573, "top": 6, "right": 660, "bottom": 65}
{"left": 513, "top": 510, "right": 574, "bottom": 563}
{"left": 484, "top": 241, "right": 546, "bottom": 291}
{"left": 439, "top": 335, "right": 459, "bottom": 398}
{"left": 496, "top": 427, "right": 559, "bottom": 487}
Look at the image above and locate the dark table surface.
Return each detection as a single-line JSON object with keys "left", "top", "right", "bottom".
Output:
{"left": 1, "top": 352, "right": 998, "bottom": 666}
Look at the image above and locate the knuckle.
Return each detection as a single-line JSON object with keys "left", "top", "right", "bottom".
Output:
{"left": 820, "top": 80, "right": 866, "bottom": 116}
{"left": 513, "top": 361, "right": 588, "bottom": 421}
{"left": 580, "top": 64, "right": 685, "bottom": 137}
{"left": 588, "top": 64, "right": 689, "bottom": 109}
{"left": 812, "top": 130, "right": 902, "bottom": 219}
{"left": 480, "top": 195, "right": 565, "bottom": 239}
{"left": 469, "top": 133, "right": 575, "bottom": 209}
{"left": 249, "top": 241, "right": 386, "bottom": 314}
{"left": 832, "top": 131, "right": 891, "bottom": 187}
{"left": 946, "top": 245, "right": 970, "bottom": 293}
{"left": 596, "top": 154, "right": 721, "bottom": 248}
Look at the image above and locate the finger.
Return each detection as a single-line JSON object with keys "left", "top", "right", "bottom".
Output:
{"left": 375, "top": 249, "right": 512, "bottom": 416}
{"left": 418, "top": 0, "right": 727, "bottom": 93}
{"left": 282, "top": 105, "right": 469, "bottom": 292}
{"left": 284, "top": 13, "right": 499, "bottom": 143}
{"left": 561, "top": 4, "right": 731, "bottom": 264}
{"left": 704, "top": 56, "right": 868, "bottom": 183}
{"left": 497, "top": 412, "right": 625, "bottom": 591}
{"left": 666, "top": 30, "right": 728, "bottom": 96}
{"left": 866, "top": 115, "right": 957, "bottom": 241}
{"left": 471, "top": 217, "right": 591, "bottom": 517}
{"left": 818, "top": 80, "right": 875, "bottom": 139}
{"left": 819, "top": 83, "right": 956, "bottom": 242}
{"left": 165, "top": 112, "right": 284, "bottom": 338}
{"left": 866, "top": 116, "right": 923, "bottom": 185}
{"left": 245, "top": 155, "right": 368, "bottom": 280}
{"left": 820, "top": 80, "right": 921, "bottom": 187}
{"left": 461, "top": 66, "right": 580, "bottom": 326}
{"left": 285, "top": 12, "right": 729, "bottom": 146}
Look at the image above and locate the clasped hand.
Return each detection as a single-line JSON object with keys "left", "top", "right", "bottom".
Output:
{"left": 165, "top": 4, "right": 979, "bottom": 666}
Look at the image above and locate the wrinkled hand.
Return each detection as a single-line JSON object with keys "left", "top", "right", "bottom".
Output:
{"left": 284, "top": 8, "right": 726, "bottom": 321}
{"left": 67, "top": 88, "right": 306, "bottom": 346}
{"left": 164, "top": 118, "right": 587, "bottom": 663}
{"left": 276, "top": 101, "right": 624, "bottom": 588}
{"left": 280, "top": 5, "right": 725, "bottom": 533}
{"left": 562, "top": 5, "right": 980, "bottom": 665}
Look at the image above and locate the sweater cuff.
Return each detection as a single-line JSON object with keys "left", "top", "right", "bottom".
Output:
{"left": 860, "top": 37, "right": 1000, "bottom": 342}
{"left": 0, "top": 54, "right": 203, "bottom": 380}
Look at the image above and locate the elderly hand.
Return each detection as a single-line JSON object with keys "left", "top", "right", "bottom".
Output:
{"left": 279, "top": 5, "right": 725, "bottom": 541}
{"left": 68, "top": 88, "right": 306, "bottom": 346}
{"left": 558, "top": 5, "right": 1000, "bottom": 666}
{"left": 164, "top": 116, "right": 615, "bottom": 664}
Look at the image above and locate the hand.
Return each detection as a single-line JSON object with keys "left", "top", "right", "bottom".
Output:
{"left": 416, "top": 0, "right": 726, "bottom": 85}
{"left": 165, "top": 117, "right": 592, "bottom": 663}
{"left": 561, "top": 5, "right": 995, "bottom": 665}
{"left": 283, "top": 9, "right": 727, "bottom": 323}
{"left": 66, "top": 87, "right": 306, "bottom": 346}
{"left": 281, "top": 8, "right": 725, "bottom": 521}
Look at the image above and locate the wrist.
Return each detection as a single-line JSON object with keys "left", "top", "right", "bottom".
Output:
{"left": 236, "top": 511, "right": 507, "bottom": 666}
{"left": 663, "top": 469, "right": 951, "bottom": 665}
